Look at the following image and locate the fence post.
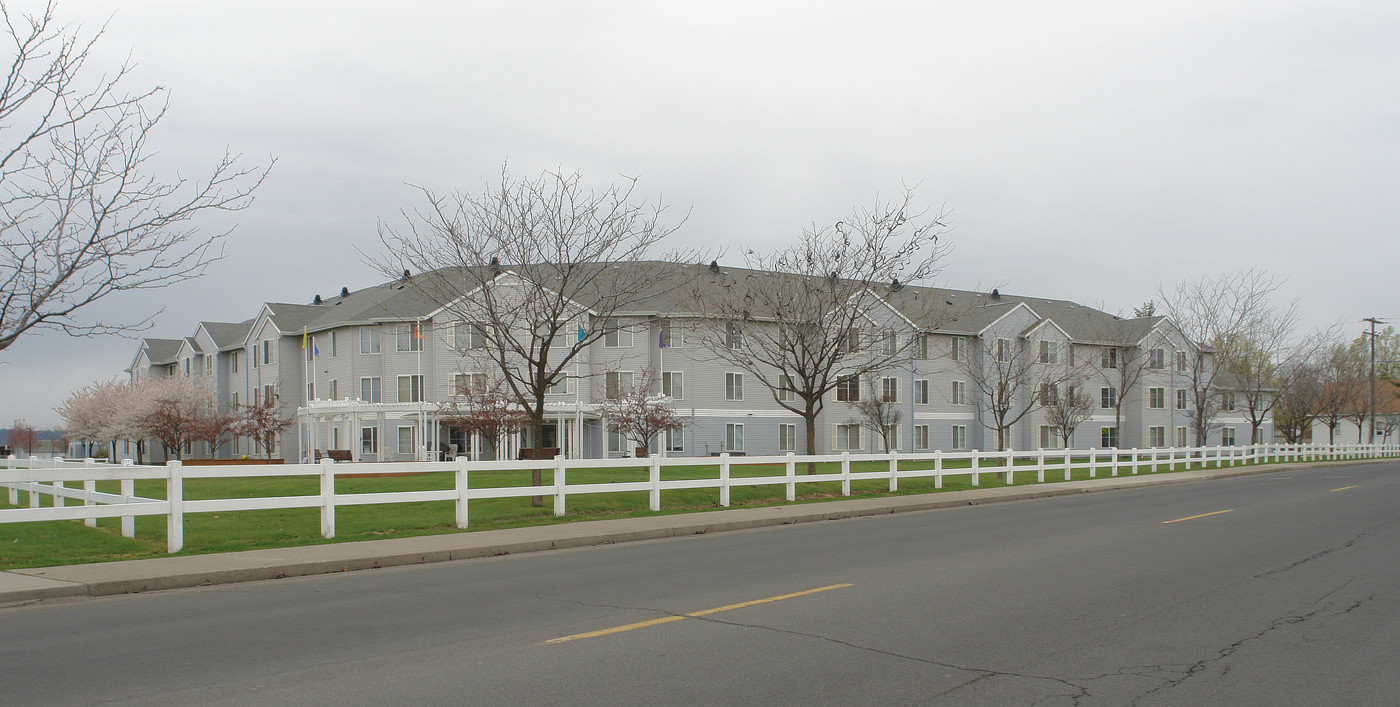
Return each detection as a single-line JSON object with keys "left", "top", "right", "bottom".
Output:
{"left": 455, "top": 457, "right": 469, "bottom": 528}
{"left": 971, "top": 450, "right": 980, "bottom": 486}
{"left": 888, "top": 450, "right": 898, "bottom": 492}
{"left": 785, "top": 452, "right": 796, "bottom": 502}
{"left": 1035, "top": 450, "right": 1045, "bottom": 483}
{"left": 6, "top": 455, "right": 16, "bottom": 505}
{"left": 649, "top": 455, "right": 662, "bottom": 512}
{"left": 166, "top": 460, "right": 183, "bottom": 553}
{"left": 83, "top": 458, "right": 97, "bottom": 527}
{"left": 28, "top": 456, "right": 40, "bottom": 508}
{"left": 1005, "top": 451, "right": 1015, "bottom": 486}
{"left": 320, "top": 458, "right": 336, "bottom": 539}
{"left": 720, "top": 453, "right": 731, "bottom": 507}
{"left": 841, "top": 452, "right": 851, "bottom": 496}
{"left": 554, "top": 456, "right": 567, "bottom": 517}
{"left": 120, "top": 460, "right": 135, "bottom": 538}
{"left": 933, "top": 450, "right": 943, "bottom": 489}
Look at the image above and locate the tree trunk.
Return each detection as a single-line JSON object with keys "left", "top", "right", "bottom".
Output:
{"left": 529, "top": 407, "right": 545, "bottom": 507}
{"left": 804, "top": 408, "right": 818, "bottom": 474}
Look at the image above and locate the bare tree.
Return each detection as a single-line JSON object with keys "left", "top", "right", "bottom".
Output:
{"left": 7, "top": 418, "right": 35, "bottom": 455}
{"left": 1269, "top": 326, "right": 1343, "bottom": 444}
{"left": 378, "top": 166, "right": 687, "bottom": 501}
{"left": 849, "top": 374, "right": 903, "bottom": 452}
{"left": 438, "top": 375, "right": 528, "bottom": 461}
{"left": 238, "top": 393, "right": 294, "bottom": 462}
{"left": 1314, "top": 344, "right": 1366, "bottom": 444}
{"left": 1158, "top": 269, "right": 1288, "bottom": 446}
{"left": 1091, "top": 341, "right": 1151, "bottom": 448}
{"left": 0, "top": 2, "right": 270, "bottom": 352}
{"left": 595, "top": 368, "right": 687, "bottom": 457}
{"left": 954, "top": 336, "right": 1042, "bottom": 451}
{"left": 1041, "top": 378, "right": 1094, "bottom": 448}
{"left": 692, "top": 188, "right": 949, "bottom": 467}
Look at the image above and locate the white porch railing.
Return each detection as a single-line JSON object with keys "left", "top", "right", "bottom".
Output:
{"left": 4, "top": 442, "right": 1397, "bottom": 554}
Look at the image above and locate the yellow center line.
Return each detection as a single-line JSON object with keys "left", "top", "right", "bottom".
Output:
{"left": 1162, "top": 509, "right": 1233, "bottom": 524}
{"left": 1330, "top": 485, "right": 1358, "bottom": 492}
{"left": 547, "top": 583, "right": 853, "bottom": 644}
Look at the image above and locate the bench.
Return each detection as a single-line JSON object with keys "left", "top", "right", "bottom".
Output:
{"left": 314, "top": 449, "right": 354, "bottom": 462}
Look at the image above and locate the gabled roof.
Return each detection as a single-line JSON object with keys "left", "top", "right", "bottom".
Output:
{"left": 198, "top": 320, "right": 254, "bottom": 351}
{"left": 140, "top": 338, "right": 182, "bottom": 366}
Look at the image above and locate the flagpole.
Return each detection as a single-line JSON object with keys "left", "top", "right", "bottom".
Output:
{"left": 658, "top": 321, "right": 665, "bottom": 459}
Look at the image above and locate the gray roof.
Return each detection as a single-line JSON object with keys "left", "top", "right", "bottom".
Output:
{"left": 141, "top": 338, "right": 183, "bottom": 365}
{"left": 200, "top": 320, "right": 254, "bottom": 350}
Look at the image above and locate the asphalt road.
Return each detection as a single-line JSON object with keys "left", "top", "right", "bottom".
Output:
{"left": 4, "top": 462, "right": 1398, "bottom": 706}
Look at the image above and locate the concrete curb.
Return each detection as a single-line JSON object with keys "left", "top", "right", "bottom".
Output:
{"left": 2, "top": 458, "right": 1388, "bottom": 604}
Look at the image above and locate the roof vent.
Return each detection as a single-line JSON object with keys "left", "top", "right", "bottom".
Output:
{"left": 402, "top": 269, "right": 411, "bottom": 281}
{"left": 340, "top": 287, "right": 349, "bottom": 298}
{"left": 991, "top": 288, "right": 1001, "bottom": 301}
{"left": 491, "top": 256, "right": 501, "bottom": 276}
{"left": 709, "top": 260, "right": 720, "bottom": 274}
{"left": 312, "top": 294, "right": 322, "bottom": 305}
{"left": 888, "top": 277, "right": 903, "bottom": 292}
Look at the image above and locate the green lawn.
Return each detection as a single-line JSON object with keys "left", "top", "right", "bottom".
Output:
{"left": 0, "top": 452, "right": 1272, "bottom": 569}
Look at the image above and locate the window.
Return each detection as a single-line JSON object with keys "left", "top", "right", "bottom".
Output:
{"left": 361, "top": 426, "right": 378, "bottom": 455}
{"left": 878, "top": 331, "right": 897, "bottom": 355}
{"left": 1221, "top": 392, "right": 1236, "bottom": 411}
{"left": 665, "top": 428, "right": 684, "bottom": 452}
{"left": 951, "top": 337, "right": 965, "bottom": 362}
{"left": 231, "top": 392, "right": 238, "bottom": 407}
{"left": 952, "top": 380, "right": 968, "bottom": 405}
{"left": 453, "top": 373, "right": 484, "bottom": 395}
{"left": 834, "top": 423, "right": 862, "bottom": 451}
{"left": 607, "top": 426, "right": 627, "bottom": 453}
{"left": 397, "top": 323, "right": 423, "bottom": 352}
{"left": 1149, "top": 348, "right": 1165, "bottom": 369}
{"left": 879, "top": 425, "right": 899, "bottom": 452}
{"left": 725, "top": 322, "right": 743, "bottom": 350}
{"left": 1038, "top": 340, "right": 1057, "bottom": 364}
{"left": 330, "top": 331, "right": 337, "bottom": 357}
{"left": 262, "top": 340, "right": 274, "bottom": 365}
{"left": 1101, "top": 348, "right": 1117, "bottom": 369}
{"left": 838, "top": 329, "right": 860, "bottom": 354}
{"left": 183, "top": 357, "right": 191, "bottom": 376}
{"left": 880, "top": 377, "right": 899, "bottom": 403}
{"left": 915, "top": 335, "right": 930, "bottom": 360}
{"left": 725, "top": 423, "right": 744, "bottom": 452}
{"left": 453, "top": 322, "right": 488, "bottom": 350}
{"left": 778, "top": 374, "right": 796, "bottom": 403}
{"left": 1176, "top": 390, "right": 1188, "bottom": 410}
{"left": 913, "top": 379, "right": 929, "bottom": 405}
{"left": 546, "top": 375, "right": 573, "bottom": 395}
{"left": 995, "top": 338, "right": 1011, "bottom": 362}
{"left": 662, "top": 371, "right": 683, "bottom": 399}
{"left": 1101, "top": 426, "right": 1119, "bottom": 448}
{"left": 1148, "top": 387, "right": 1165, "bottom": 409}
{"left": 307, "top": 381, "right": 315, "bottom": 401}
{"left": 1039, "top": 425, "right": 1062, "bottom": 449}
{"left": 1221, "top": 427, "right": 1237, "bottom": 446}
{"left": 1175, "top": 427, "right": 1188, "bottom": 447}
{"left": 360, "top": 327, "right": 380, "bottom": 354}
{"left": 1175, "top": 350, "right": 1188, "bottom": 372}
{"left": 263, "top": 385, "right": 275, "bottom": 407}
{"left": 1039, "top": 383, "right": 1059, "bottom": 406}
{"left": 1149, "top": 426, "right": 1166, "bottom": 447}
{"left": 779, "top": 424, "right": 796, "bottom": 452}
{"left": 659, "top": 320, "right": 683, "bottom": 349}
{"left": 397, "top": 426, "right": 416, "bottom": 455}
{"left": 252, "top": 387, "right": 259, "bottom": 407}
{"left": 359, "top": 377, "right": 382, "bottom": 403}
{"left": 328, "top": 380, "right": 338, "bottom": 400}
{"left": 725, "top": 372, "right": 743, "bottom": 401}
{"left": 604, "top": 318, "right": 633, "bottom": 348}
{"left": 606, "top": 371, "right": 634, "bottom": 399}
{"left": 250, "top": 346, "right": 258, "bottom": 369}
{"left": 952, "top": 425, "right": 967, "bottom": 451}
{"left": 231, "top": 351, "right": 239, "bottom": 374}
{"left": 205, "top": 355, "right": 212, "bottom": 374}
{"left": 836, "top": 375, "right": 859, "bottom": 402}
{"left": 1101, "top": 387, "right": 1117, "bottom": 409}
{"left": 914, "top": 424, "right": 929, "bottom": 451}
{"left": 398, "top": 375, "right": 424, "bottom": 402}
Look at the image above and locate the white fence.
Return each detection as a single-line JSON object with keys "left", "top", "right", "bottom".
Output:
{"left": 4, "top": 443, "right": 1398, "bottom": 554}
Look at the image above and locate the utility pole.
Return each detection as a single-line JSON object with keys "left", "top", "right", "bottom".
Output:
{"left": 1363, "top": 317, "right": 1383, "bottom": 445}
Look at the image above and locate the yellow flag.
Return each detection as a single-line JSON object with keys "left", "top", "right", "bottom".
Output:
{"left": 302, "top": 328, "right": 308, "bottom": 349}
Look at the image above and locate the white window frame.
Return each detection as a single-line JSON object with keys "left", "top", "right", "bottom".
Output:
{"left": 398, "top": 374, "right": 423, "bottom": 403}
{"left": 1148, "top": 387, "right": 1165, "bottom": 409}
{"left": 914, "top": 424, "right": 929, "bottom": 451}
{"left": 1101, "top": 348, "right": 1117, "bottom": 369}
{"left": 397, "top": 323, "right": 423, "bottom": 352}
{"left": 778, "top": 423, "right": 796, "bottom": 452}
{"left": 360, "top": 327, "right": 380, "bottom": 355}
{"left": 361, "top": 426, "right": 379, "bottom": 455}
{"left": 725, "top": 372, "right": 743, "bottom": 401}
{"left": 397, "top": 426, "right": 416, "bottom": 455}
{"left": 606, "top": 371, "right": 634, "bottom": 399}
{"left": 833, "top": 423, "right": 862, "bottom": 451}
{"left": 725, "top": 423, "right": 744, "bottom": 452}
{"left": 1101, "top": 387, "right": 1117, "bottom": 409}
{"left": 659, "top": 320, "right": 684, "bottom": 349}
{"left": 778, "top": 374, "right": 796, "bottom": 403}
{"left": 662, "top": 371, "right": 683, "bottom": 399}
{"left": 1176, "top": 427, "right": 1188, "bottom": 447}
{"left": 725, "top": 322, "right": 743, "bottom": 350}
{"left": 1175, "top": 350, "right": 1188, "bottom": 372}
{"left": 878, "top": 331, "right": 897, "bottom": 356}
{"left": 879, "top": 377, "right": 899, "bottom": 403}
{"left": 836, "top": 375, "right": 859, "bottom": 402}
{"left": 604, "top": 318, "right": 633, "bottom": 348}
{"left": 995, "top": 338, "right": 1011, "bottom": 362}
{"left": 913, "top": 379, "right": 929, "bottom": 405}
{"left": 1149, "top": 425, "right": 1166, "bottom": 447}
{"left": 454, "top": 372, "right": 485, "bottom": 395}
{"left": 1038, "top": 340, "right": 1057, "bottom": 364}
{"left": 952, "top": 380, "right": 968, "bottom": 405}
{"left": 952, "top": 425, "right": 967, "bottom": 451}
{"left": 1149, "top": 348, "right": 1165, "bottom": 369}
{"left": 951, "top": 337, "right": 965, "bottom": 362}
{"left": 664, "top": 427, "right": 684, "bottom": 453}
{"left": 1101, "top": 426, "right": 1119, "bottom": 448}
{"left": 1221, "top": 427, "right": 1237, "bottom": 446}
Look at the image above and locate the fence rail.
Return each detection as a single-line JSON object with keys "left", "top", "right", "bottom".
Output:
{"left": 4, "top": 443, "right": 1397, "bottom": 553}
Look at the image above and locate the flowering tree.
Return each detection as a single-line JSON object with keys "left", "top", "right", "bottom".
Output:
{"left": 238, "top": 393, "right": 295, "bottom": 462}
{"left": 143, "top": 376, "right": 217, "bottom": 460}
{"left": 595, "top": 369, "right": 687, "bottom": 457}
{"left": 439, "top": 376, "right": 528, "bottom": 460}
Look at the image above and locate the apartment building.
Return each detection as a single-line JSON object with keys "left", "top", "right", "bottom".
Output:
{"left": 124, "top": 262, "right": 1265, "bottom": 462}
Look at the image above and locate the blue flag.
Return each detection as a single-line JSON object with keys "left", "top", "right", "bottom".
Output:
{"left": 659, "top": 331, "right": 667, "bottom": 348}
{"left": 577, "top": 324, "right": 586, "bottom": 342}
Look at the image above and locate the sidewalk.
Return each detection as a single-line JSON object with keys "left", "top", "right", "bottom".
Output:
{"left": 0, "top": 460, "right": 1380, "bottom": 604}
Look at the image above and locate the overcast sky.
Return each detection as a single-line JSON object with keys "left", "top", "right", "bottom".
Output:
{"left": 4, "top": 0, "right": 1398, "bottom": 428}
